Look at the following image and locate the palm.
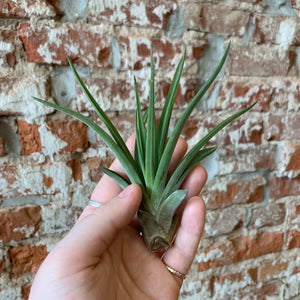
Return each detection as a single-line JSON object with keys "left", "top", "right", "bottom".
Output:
{"left": 43, "top": 225, "right": 179, "bottom": 300}
{"left": 88, "top": 227, "right": 179, "bottom": 300}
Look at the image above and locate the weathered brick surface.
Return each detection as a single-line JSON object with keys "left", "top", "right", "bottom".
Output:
{"left": 248, "top": 203, "right": 286, "bottom": 229}
{"left": 286, "top": 229, "right": 300, "bottom": 250}
{"left": 0, "top": 29, "right": 17, "bottom": 68}
{"left": 205, "top": 205, "right": 247, "bottom": 237}
{"left": 202, "top": 176, "right": 266, "bottom": 209}
{"left": 0, "top": 206, "right": 41, "bottom": 243}
{"left": 227, "top": 42, "right": 297, "bottom": 77}
{"left": 288, "top": 200, "right": 300, "bottom": 224}
{"left": 213, "top": 79, "right": 272, "bottom": 112}
{"left": 182, "top": 114, "right": 263, "bottom": 146}
{"left": 269, "top": 174, "right": 300, "bottom": 199}
{"left": 0, "top": 77, "right": 53, "bottom": 117}
{"left": 17, "top": 22, "right": 112, "bottom": 68}
{"left": 265, "top": 114, "right": 300, "bottom": 141}
{"left": 280, "top": 142, "right": 300, "bottom": 171}
{"left": 87, "top": 0, "right": 176, "bottom": 29}
{"left": 1, "top": 1, "right": 300, "bottom": 299}
{"left": 46, "top": 120, "right": 88, "bottom": 154}
{"left": 18, "top": 120, "right": 42, "bottom": 155}
{"left": 0, "top": 162, "right": 72, "bottom": 199}
{"left": 197, "top": 232, "right": 284, "bottom": 271}
{"left": 185, "top": 4, "right": 250, "bottom": 36}
{"left": 9, "top": 244, "right": 48, "bottom": 277}
{"left": 0, "top": 0, "right": 56, "bottom": 18}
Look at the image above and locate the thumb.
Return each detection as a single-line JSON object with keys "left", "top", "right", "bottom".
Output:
{"left": 60, "top": 184, "right": 142, "bottom": 258}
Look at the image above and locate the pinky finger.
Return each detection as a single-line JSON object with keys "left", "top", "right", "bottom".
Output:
{"left": 162, "top": 196, "right": 206, "bottom": 286}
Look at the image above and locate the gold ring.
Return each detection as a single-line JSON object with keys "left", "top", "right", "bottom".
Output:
{"left": 164, "top": 264, "right": 186, "bottom": 280}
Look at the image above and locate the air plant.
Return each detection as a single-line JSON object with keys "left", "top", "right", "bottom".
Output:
{"left": 33, "top": 43, "right": 255, "bottom": 252}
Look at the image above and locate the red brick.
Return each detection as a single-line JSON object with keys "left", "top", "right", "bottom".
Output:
{"left": 269, "top": 174, "right": 300, "bottom": 199}
{"left": 259, "top": 258, "right": 289, "bottom": 282}
{"left": 9, "top": 244, "right": 48, "bottom": 277}
{"left": 240, "top": 282, "right": 281, "bottom": 299}
{"left": 219, "top": 268, "right": 257, "bottom": 286}
{"left": 46, "top": 120, "right": 88, "bottom": 154}
{"left": 21, "top": 283, "right": 31, "bottom": 300}
{"left": 265, "top": 114, "right": 300, "bottom": 141}
{"left": 0, "top": 258, "right": 5, "bottom": 273}
{"left": 219, "top": 271, "right": 243, "bottom": 285}
{"left": 227, "top": 42, "right": 297, "bottom": 77}
{"left": 18, "top": 120, "right": 42, "bottom": 155}
{"left": 197, "top": 232, "right": 283, "bottom": 271}
{"left": 185, "top": 4, "right": 250, "bottom": 36}
{"left": 87, "top": 0, "right": 176, "bottom": 29}
{"left": 202, "top": 176, "right": 265, "bottom": 210}
{"left": 17, "top": 22, "right": 111, "bottom": 68}
{"left": 0, "top": 207, "right": 41, "bottom": 243}
{"left": 42, "top": 174, "right": 53, "bottom": 188}
{"left": 213, "top": 80, "right": 272, "bottom": 112}
{"left": 66, "top": 159, "right": 82, "bottom": 182}
{"left": 248, "top": 203, "right": 286, "bottom": 229}
{"left": 286, "top": 229, "right": 300, "bottom": 249}
{"left": 0, "top": 138, "right": 5, "bottom": 156}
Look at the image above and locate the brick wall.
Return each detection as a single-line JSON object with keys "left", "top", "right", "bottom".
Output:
{"left": 0, "top": 0, "right": 300, "bottom": 299}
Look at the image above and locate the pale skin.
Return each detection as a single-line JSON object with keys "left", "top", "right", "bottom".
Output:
{"left": 30, "top": 135, "right": 207, "bottom": 300}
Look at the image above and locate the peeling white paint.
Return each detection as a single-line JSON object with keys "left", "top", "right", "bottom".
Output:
{"left": 276, "top": 19, "right": 296, "bottom": 51}
{"left": 38, "top": 124, "right": 68, "bottom": 158}
{"left": 13, "top": 225, "right": 35, "bottom": 238}
{"left": 196, "top": 248, "right": 224, "bottom": 263}
{"left": 0, "top": 78, "right": 54, "bottom": 118}
{"left": 0, "top": 41, "right": 14, "bottom": 53}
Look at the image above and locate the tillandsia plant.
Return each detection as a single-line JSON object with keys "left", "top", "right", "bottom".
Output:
{"left": 33, "top": 43, "right": 255, "bottom": 252}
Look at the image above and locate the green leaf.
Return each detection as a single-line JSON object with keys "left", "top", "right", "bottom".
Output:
{"left": 165, "top": 102, "right": 256, "bottom": 200}
{"left": 145, "top": 50, "right": 157, "bottom": 191}
{"left": 152, "top": 43, "right": 231, "bottom": 205}
{"left": 142, "top": 93, "right": 158, "bottom": 124}
{"left": 134, "top": 77, "right": 146, "bottom": 174}
{"left": 163, "top": 147, "right": 217, "bottom": 199}
{"left": 67, "top": 57, "right": 141, "bottom": 177}
{"left": 32, "top": 97, "right": 145, "bottom": 190}
{"left": 99, "top": 166, "right": 130, "bottom": 189}
{"left": 157, "top": 189, "right": 187, "bottom": 232}
{"left": 157, "top": 49, "right": 186, "bottom": 160}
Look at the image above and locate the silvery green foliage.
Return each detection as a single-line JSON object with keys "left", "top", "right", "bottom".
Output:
{"left": 34, "top": 44, "right": 255, "bottom": 251}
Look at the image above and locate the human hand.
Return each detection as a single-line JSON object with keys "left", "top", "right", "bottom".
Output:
{"left": 29, "top": 135, "right": 207, "bottom": 300}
